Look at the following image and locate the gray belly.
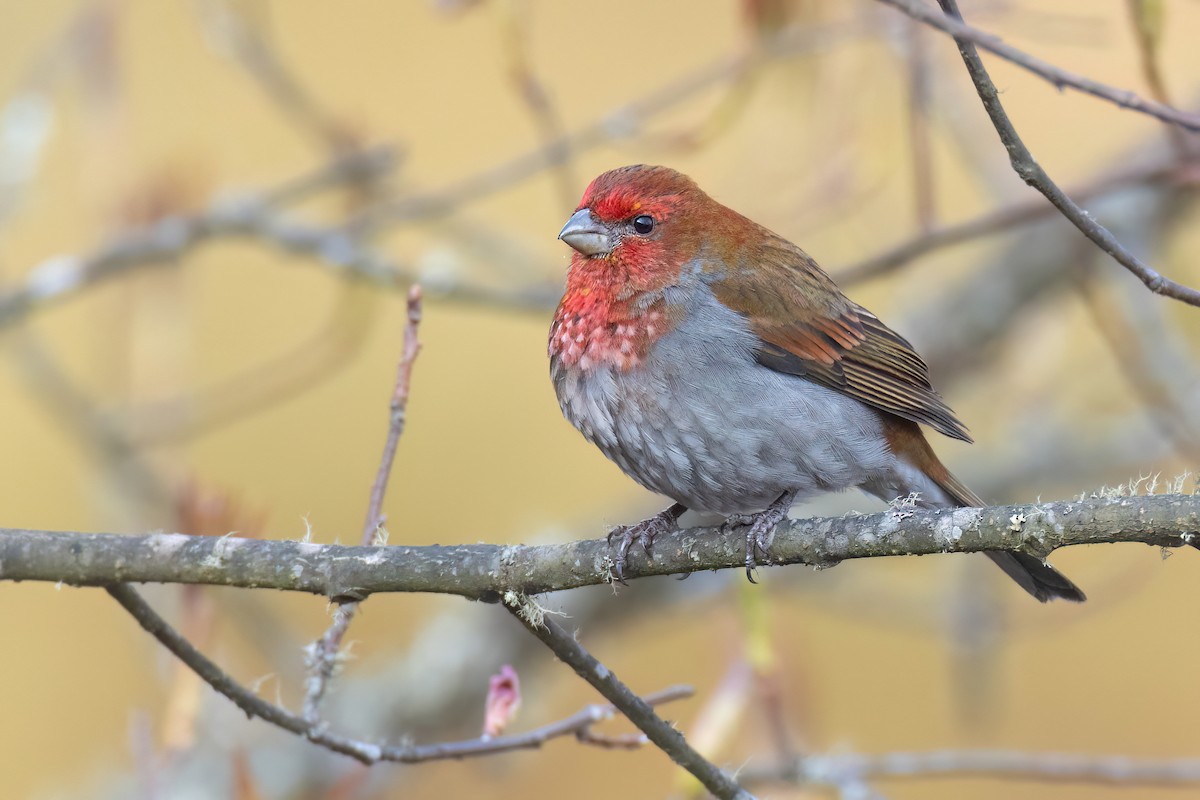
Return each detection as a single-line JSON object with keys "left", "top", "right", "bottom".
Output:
{"left": 551, "top": 295, "right": 896, "bottom": 514}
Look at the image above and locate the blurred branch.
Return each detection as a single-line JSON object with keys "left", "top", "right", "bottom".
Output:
{"left": 351, "top": 17, "right": 877, "bottom": 233}
{"left": 927, "top": 0, "right": 1200, "bottom": 306}
{"left": 107, "top": 581, "right": 692, "bottom": 765}
{"left": 1076, "top": 263, "right": 1200, "bottom": 461}
{"left": 836, "top": 157, "right": 1187, "bottom": 286}
{"left": 494, "top": 0, "right": 575, "bottom": 207}
{"left": 0, "top": 16, "right": 899, "bottom": 334}
{"left": 5, "top": 493, "right": 1197, "bottom": 598}
{"left": 196, "top": 0, "right": 353, "bottom": 151}
{"left": 875, "top": 0, "right": 1200, "bottom": 133}
{"left": 0, "top": 147, "right": 402, "bottom": 327}
{"left": 905, "top": 19, "right": 936, "bottom": 232}
{"left": 502, "top": 594, "right": 752, "bottom": 800}
{"left": 304, "top": 286, "right": 423, "bottom": 721}
{"left": 116, "top": 284, "right": 380, "bottom": 445}
{"left": 744, "top": 749, "right": 1200, "bottom": 789}
{"left": 1124, "top": 0, "right": 1189, "bottom": 157}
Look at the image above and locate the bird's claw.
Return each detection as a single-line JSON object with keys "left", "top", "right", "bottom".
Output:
{"left": 607, "top": 511, "right": 680, "bottom": 583}
{"left": 720, "top": 513, "right": 755, "bottom": 536}
{"left": 745, "top": 522, "right": 775, "bottom": 583}
{"left": 727, "top": 491, "right": 798, "bottom": 584}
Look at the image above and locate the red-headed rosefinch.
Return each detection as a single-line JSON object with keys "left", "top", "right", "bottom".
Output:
{"left": 549, "top": 165, "right": 1083, "bottom": 602}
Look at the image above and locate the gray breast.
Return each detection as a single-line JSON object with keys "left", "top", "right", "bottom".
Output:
{"left": 552, "top": 288, "right": 895, "bottom": 514}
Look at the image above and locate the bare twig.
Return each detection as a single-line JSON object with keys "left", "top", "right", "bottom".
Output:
{"left": 905, "top": 18, "right": 936, "bottom": 232}
{"left": 836, "top": 158, "right": 1186, "bottom": 285}
{"left": 1124, "top": 0, "right": 1189, "bottom": 158}
{"left": 5, "top": 494, "right": 1197, "bottom": 598}
{"left": 923, "top": 0, "right": 1200, "bottom": 306}
{"left": 304, "top": 286, "right": 424, "bottom": 721}
{"left": 351, "top": 17, "right": 877, "bottom": 234}
{"left": 495, "top": 0, "right": 575, "bottom": 208}
{"left": 196, "top": 0, "right": 352, "bottom": 150}
{"left": 107, "top": 581, "right": 691, "bottom": 764}
{"left": 0, "top": 17, "right": 884, "bottom": 332}
{"left": 0, "top": 148, "right": 403, "bottom": 328}
{"left": 118, "top": 287, "right": 379, "bottom": 445}
{"left": 744, "top": 749, "right": 1200, "bottom": 789}
{"left": 502, "top": 594, "right": 753, "bottom": 800}
{"left": 1075, "top": 265, "right": 1200, "bottom": 460}
{"left": 874, "top": 0, "right": 1200, "bottom": 133}
{"left": 362, "top": 287, "right": 424, "bottom": 541}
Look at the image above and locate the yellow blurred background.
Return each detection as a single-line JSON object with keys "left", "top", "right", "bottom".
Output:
{"left": 2, "top": 1, "right": 1200, "bottom": 798}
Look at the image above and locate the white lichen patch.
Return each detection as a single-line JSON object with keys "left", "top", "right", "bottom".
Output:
{"left": 1088, "top": 471, "right": 1193, "bottom": 500}
{"left": 1009, "top": 513, "right": 1027, "bottom": 532}
{"left": 201, "top": 533, "right": 243, "bottom": 568}
{"left": 503, "top": 590, "right": 566, "bottom": 629}
{"left": 360, "top": 549, "right": 388, "bottom": 566}
{"left": 299, "top": 514, "right": 314, "bottom": 544}
{"left": 148, "top": 532, "right": 190, "bottom": 557}
{"left": 935, "top": 507, "right": 980, "bottom": 549}
{"left": 888, "top": 492, "right": 921, "bottom": 522}
{"left": 1039, "top": 508, "right": 1064, "bottom": 536}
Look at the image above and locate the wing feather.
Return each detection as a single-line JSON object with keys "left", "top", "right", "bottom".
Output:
{"left": 711, "top": 233, "right": 972, "bottom": 443}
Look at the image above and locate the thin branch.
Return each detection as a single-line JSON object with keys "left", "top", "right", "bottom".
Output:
{"left": 107, "top": 582, "right": 691, "bottom": 764}
{"left": 117, "top": 286, "right": 378, "bottom": 445}
{"left": 495, "top": 0, "right": 576, "bottom": 208}
{"left": 905, "top": 18, "right": 936, "bottom": 232}
{"left": 836, "top": 158, "right": 1186, "bottom": 285}
{"left": 0, "top": 18, "right": 883, "bottom": 330}
{"left": 921, "top": 0, "right": 1200, "bottom": 307}
{"left": 502, "top": 594, "right": 753, "bottom": 800}
{"left": 196, "top": 0, "right": 352, "bottom": 151}
{"left": 1123, "top": 0, "right": 1189, "bottom": 158}
{"left": 361, "top": 287, "right": 424, "bottom": 543}
{"left": 0, "top": 147, "right": 403, "bottom": 328}
{"left": 1075, "top": 264, "right": 1200, "bottom": 460}
{"left": 5, "top": 493, "right": 1197, "bottom": 599}
{"left": 874, "top": 0, "right": 1200, "bottom": 133}
{"left": 350, "top": 17, "right": 878, "bottom": 234}
{"left": 304, "top": 286, "right": 424, "bottom": 721}
{"left": 744, "top": 749, "right": 1200, "bottom": 788}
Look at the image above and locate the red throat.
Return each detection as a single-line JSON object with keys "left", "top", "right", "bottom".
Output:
{"left": 549, "top": 253, "right": 678, "bottom": 372}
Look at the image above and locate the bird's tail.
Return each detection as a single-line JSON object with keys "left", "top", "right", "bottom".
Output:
{"left": 885, "top": 418, "right": 1085, "bottom": 603}
{"left": 930, "top": 467, "right": 1086, "bottom": 603}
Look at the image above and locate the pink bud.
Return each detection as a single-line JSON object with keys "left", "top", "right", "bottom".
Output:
{"left": 482, "top": 665, "right": 521, "bottom": 738}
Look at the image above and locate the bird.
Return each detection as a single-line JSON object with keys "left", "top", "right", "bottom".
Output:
{"left": 548, "top": 164, "right": 1084, "bottom": 602}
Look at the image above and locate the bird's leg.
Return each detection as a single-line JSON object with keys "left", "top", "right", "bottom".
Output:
{"left": 607, "top": 502, "right": 687, "bottom": 583}
{"left": 728, "top": 489, "right": 799, "bottom": 583}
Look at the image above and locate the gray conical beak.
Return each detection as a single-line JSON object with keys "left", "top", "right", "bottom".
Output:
{"left": 558, "top": 208, "right": 612, "bottom": 256}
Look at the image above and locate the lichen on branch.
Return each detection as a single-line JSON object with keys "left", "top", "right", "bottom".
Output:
{"left": 1, "top": 493, "right": 1196, "bottom": 599}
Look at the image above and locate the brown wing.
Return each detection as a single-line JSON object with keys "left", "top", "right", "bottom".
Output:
{"left": 711, "top": 235, "right": 972, "bottom": 443}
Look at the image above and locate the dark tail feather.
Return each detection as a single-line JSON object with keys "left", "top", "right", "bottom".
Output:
{"left": 985, "top": 551, "right": 1086, "bottom": 603}
{"left": 884, "top": 418, "right": 1086, "bottom": 602}
{"left": 933, "top": 461, "right": 1086, "bottom": 603}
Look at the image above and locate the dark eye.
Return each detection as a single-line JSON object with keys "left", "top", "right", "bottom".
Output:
{"left": 632, "top": 215, "right": 655, "bottom": 235}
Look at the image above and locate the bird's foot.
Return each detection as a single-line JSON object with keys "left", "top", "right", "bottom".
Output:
{"left": 607, "top": 502, "right": 687, "bottom": 584}
{"left": 727, "top": 490, "right": 799, "bottom": 583}
{"left": 720, "top": 512, "right": 757, "bottom": 533}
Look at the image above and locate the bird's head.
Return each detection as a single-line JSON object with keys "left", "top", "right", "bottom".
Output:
{"left": 558, "top": 164, "right": 713, "bottom": 289}
{"left": 551, "top": 166, "right": 720, "bottom": 369}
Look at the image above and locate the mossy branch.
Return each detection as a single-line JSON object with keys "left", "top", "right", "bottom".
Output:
{"left": 2, "top": 494, "right": 1196, "bottom": 600}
